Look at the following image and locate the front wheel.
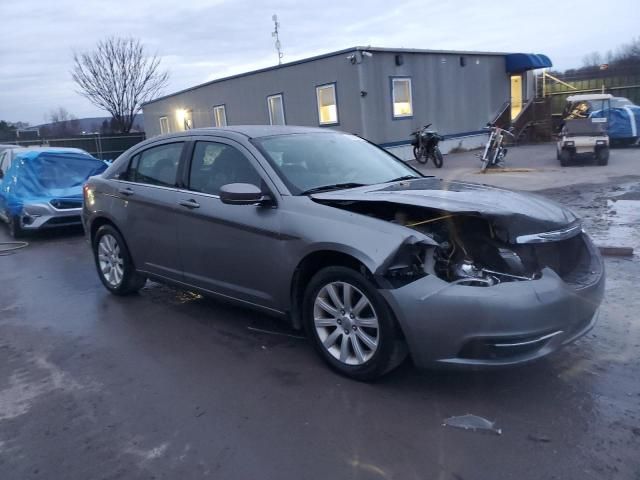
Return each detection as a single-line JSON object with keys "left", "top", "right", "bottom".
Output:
{"left": 303, "top": 266, "right": 407, "bottom": 381}
{"left": 430, "top": 147, "right": 444, "bottom": 168}
{"left": 413, "top": 146, "right": 428, "bottom": 164}
{"left": 480, "top": 148, "right": 493, "bottom": 172}
{"left": 559, "top": 149, "right": 572, "bottom": 167}
{"left": 7, "top": 216, "right": 24, "bottom": 239}
{"left": 93, "top": 224, "right": 146, "bottom": 295}
{"left": 596, "top": 147, "right": 609, "bottom": 166}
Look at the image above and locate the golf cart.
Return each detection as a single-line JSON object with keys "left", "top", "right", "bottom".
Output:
{"left": 556, "top": 117, "right": 609, "bottom": 166}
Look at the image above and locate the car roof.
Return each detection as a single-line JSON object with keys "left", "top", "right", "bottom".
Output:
{"left": 13, "top": 149, "right": 98, "bottom": 163}
{"left": 15, "top": 146, "right": 90, "bottom": 154}
{"left": 186, "top": 125, "right": 337, "bottom": 139}
{"left": 566, "top": 94, "right": 613, "bottom": 102}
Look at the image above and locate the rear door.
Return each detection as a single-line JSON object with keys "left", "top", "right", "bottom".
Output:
{"left": 174, "top": 138, "right": 284, "bottom": 311}
{"left": 111, "top": 141, "right": 185, "bottom": 280}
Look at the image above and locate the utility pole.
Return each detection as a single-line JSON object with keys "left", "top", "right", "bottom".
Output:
{"left": 272, "top": 14, "right": 283, "bottom": 65}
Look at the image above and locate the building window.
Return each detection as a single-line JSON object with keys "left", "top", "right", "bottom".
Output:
{"left": 159, "top": 117, "right": 170, "bottom": 134}
{"left": 392, "top": 78, "right": 413, "bottom": 118}
{"left": 175, "top": 109, "right": 193, "bottom": 130}
{"left": 267, "top": 94, "right": 286, "bottom": 125}
{"left": 184, "top": 109, "right": 193, "bottom": 130}
{"left": 213, "top": 105, "right": 227, "bottom": 127}
{"left": 316, "top": 83, "right": 338, "bottom": 125}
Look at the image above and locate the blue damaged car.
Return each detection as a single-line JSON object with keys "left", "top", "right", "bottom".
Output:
{"left": 0, "top": 147, "right": 107, "bottom": 238}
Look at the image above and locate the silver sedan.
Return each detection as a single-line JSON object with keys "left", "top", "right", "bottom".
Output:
{"left": 82, "top": 126, "right": 604, "bottom": 380}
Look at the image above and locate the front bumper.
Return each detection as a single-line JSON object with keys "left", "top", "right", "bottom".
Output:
{"left": 17, "top": 203, "right": 83, "bottom": 230}
{"left": 381, "top": 242, "right": 605, "bottom": 369}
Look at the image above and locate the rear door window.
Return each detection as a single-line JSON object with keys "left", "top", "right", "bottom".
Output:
{"left": 126, "top": 143, "right": 183, "bottom": 187}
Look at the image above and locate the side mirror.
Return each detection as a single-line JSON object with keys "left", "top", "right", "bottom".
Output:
{"left": 219, "top": 183, "right": 268, "bottom": 205}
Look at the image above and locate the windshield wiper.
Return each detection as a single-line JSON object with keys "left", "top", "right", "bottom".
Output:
{"left": 300, "top": 182, "right": 368, "bottom": 195}
{"left": 386, "top": 175, "right": 420, "bottom": 183}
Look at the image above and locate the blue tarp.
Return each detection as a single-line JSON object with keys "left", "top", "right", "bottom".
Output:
{"left": 505, "top": 53, "right": 552, "bottom": 73}
{"left": 0, "top": 150, "right": 107, "bottom": 217}
{"left": 590, "top": 106, "right": 640, "bottom": 140}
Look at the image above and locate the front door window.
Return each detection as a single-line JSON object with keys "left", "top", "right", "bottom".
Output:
{"left": 188, "top": 141, "right": 261, "bottom": 195}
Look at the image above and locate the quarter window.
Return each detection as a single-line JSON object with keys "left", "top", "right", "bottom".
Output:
{"left": 126, "top": 143, "right": 183, "bottom": 187}
{"left": 159, "top": 116, "right": 170, "bottom": 134}
{"left": 392, "top": 78, "right": 413, "bottom": 118}
{"left": 267, "top": 94, "right": 286, "bottom": 125}
{"left": 316, "top": 84, "right": 338, "bottom": 125}
{"left": 213, "top": 105, "right": 227, "bottom": 127}
{"left": 188, "top": 141, "right": 261, "bottom": 196}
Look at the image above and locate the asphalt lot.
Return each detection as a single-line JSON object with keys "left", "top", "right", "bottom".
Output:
{"left": 1, "top": 143, "right": 639, "bottom": 480}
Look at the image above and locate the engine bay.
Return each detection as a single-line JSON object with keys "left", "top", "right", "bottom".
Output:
{"left": 319, "top": 200, "right": 588, "bottom": 287}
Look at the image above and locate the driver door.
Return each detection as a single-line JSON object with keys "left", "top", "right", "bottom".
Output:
{"left": 175, "top": 139, "right": 284, "bottom": 312}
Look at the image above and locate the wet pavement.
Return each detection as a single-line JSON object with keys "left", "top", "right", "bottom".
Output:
{"left": 1, "top": 178, "right": 639, "bottom": 479}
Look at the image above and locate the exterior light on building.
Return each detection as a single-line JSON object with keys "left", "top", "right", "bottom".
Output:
{"left": 175, "top": 109, "right": 186, "bottom": 130}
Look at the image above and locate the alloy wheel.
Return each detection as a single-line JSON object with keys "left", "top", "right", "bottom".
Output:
{"left": 98, "top": 234, "right": 124, "bottom": 287}
{"left": 313, "top": 281, "right": 379, "bottom": 365}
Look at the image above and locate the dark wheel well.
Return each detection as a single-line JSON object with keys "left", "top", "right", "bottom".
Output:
{"left": 290, "top": 251, "right": 373, "bottom": 330}
{"left": 90, "top": 217, "right": 116, "bottom": 244}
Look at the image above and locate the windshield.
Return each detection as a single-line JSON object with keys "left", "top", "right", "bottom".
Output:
{"left": 253, "top": 133, "right": 421, "bottom": 194}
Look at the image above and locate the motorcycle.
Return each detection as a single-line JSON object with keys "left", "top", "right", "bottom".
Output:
{"left": 479, "top": 124, "right": 515, "bottom": 172}
{"left": 411, "top": 124, "right": 444, "bottom": 168}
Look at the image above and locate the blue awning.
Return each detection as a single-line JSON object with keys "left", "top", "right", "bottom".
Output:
{"left": 506, "top": 53, "right": 552, "bottom": 73}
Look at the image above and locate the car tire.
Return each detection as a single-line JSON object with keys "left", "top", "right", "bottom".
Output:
{"left": 596, "top": 147, "right": 609, "bottom": 166}
{"left": 431, "top": 147, "right": 444, "bottom": 168}
{"left": 559, "top": 149, "right": 572, "bottom": 167}
{"left": 93, "top": 224, "right": 146, "bottom": 295}
{"left": 7, "top": 216, "right": 24, "bottom": 239}
{"left": 303, "top": 266, "right": 408, "bottom": 381}
{"left": 413, "top": 146, "right": 427, "bottom": 164}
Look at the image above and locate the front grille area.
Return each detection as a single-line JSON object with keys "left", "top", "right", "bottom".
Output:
{"left": 43, "top": 216, "right": 82, "bottom": 226}
{"left": 514, "top": 233, "right": 601, "bottom": 288}
{"left": 50, "top": 199, "right": 82, "bottom": 209}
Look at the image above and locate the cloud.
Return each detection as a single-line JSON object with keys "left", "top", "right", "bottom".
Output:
{"left": 0, "top": 0, "right": 637, "bottom": 124}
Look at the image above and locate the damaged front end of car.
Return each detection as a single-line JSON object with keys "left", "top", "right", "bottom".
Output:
{"left": 311, "top": 190, "right": 605, "bottom": 367}
{"left": 316, "top": 197, "right": 595, "bottom": 290}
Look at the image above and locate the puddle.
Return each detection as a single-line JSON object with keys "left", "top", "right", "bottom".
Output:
{"left": 589, "top": 199, "right": 640, "bottom": 255}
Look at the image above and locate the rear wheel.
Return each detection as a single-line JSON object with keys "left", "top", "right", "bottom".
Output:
{"left": 430, "top": 147, "right": 444, "bottom": 168}
{"left": 93, "top": 224, "right": 146, "bottom": 295}
{"left": 303, "top": 266, "right": 407, "bottom": 381}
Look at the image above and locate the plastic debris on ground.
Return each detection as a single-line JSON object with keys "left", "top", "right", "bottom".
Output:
{"left": 442, "top": 414, "right": 502, "bottom": 435}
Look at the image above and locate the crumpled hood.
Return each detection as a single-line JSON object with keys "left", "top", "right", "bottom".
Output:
{"left": 311, "top": 177, "right": 579, "bottom": 241}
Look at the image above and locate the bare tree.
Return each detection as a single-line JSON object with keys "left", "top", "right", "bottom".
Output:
{"left": 582, "top": 51, "right": 602, "bottom": 68}
{"left": 48, "top": 106, "right": 79, "bottom": 136}
{"left": 71, "top": 37, "right": 169, "bottom": 133}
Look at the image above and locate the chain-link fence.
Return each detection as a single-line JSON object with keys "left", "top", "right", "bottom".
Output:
{"left": 8, "top": 132, "right": 146, "bottom": 161}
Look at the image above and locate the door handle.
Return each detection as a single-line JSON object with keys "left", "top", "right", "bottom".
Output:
{"left": 179, "top": 199, "right": 200, "bottom": 209}
{"left": 118, "top": 187, "right": 134, "bottom": 196}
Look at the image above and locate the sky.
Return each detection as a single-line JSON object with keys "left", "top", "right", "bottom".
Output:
{"left": 0, "top": 0, "right": 637, "bottom": 125}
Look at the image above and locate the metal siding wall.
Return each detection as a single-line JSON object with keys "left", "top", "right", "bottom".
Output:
{"left": 359, "top": 52, "right": 509, "bottom": 144}
{"left": 142, "top": 55, "right": 363, "bottom": 137}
